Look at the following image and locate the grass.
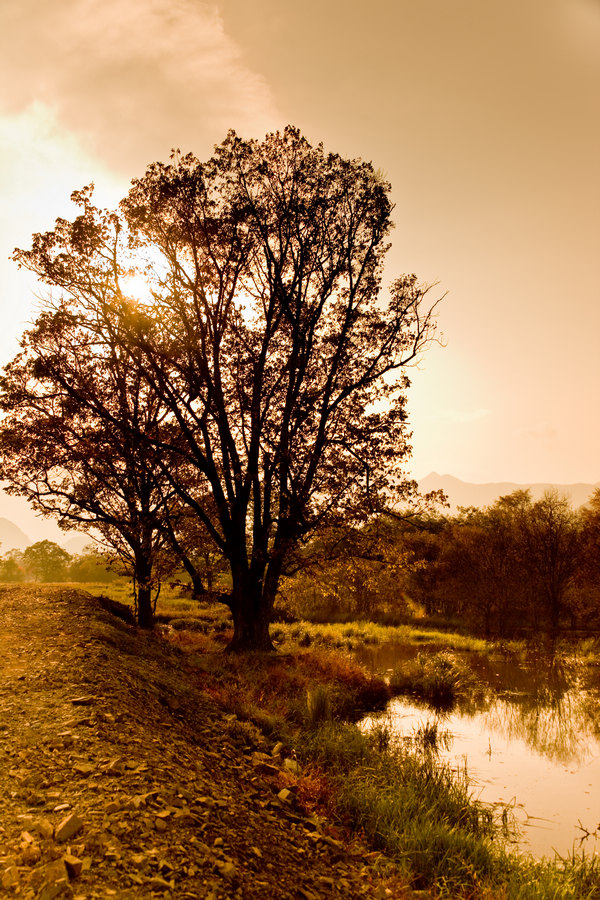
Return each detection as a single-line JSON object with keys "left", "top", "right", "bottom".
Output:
{"left": 169, "top": 622, "right": 600, "bottom": 897}
{"left": 271, "top": 619, "right": 489, "bottom": 654}
{"left": 389, "top": 649, "right": 482, "bottom": 710}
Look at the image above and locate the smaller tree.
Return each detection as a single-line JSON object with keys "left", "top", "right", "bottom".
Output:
{"left": 68, "top": 551, "right": 121, "bottom": 584}
{"left": 22, "top": 541, "right": 71, "bottom": 582}
{"left": 0, "top": 551, "right": 25, "bottom": 583}
{"left": 521, "top": 490, "right": 581, "bottom": 634}
{"left": 0, "top": 296, "right": 184, "bottom": 627}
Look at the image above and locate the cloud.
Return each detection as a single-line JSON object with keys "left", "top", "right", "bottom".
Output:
{"left": 0, "top": 0, "right": 279, "bottom": 175}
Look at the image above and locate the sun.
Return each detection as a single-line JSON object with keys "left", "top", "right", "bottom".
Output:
{"left": 120, "top": 272, "right": 153, "bottom": 304}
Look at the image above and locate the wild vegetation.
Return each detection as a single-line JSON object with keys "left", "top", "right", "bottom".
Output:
{"left": 0, "top": 543, "right": 118, "bottom": 585}
{"left": 139, "top": 588, "right": 600, "bottom": 897}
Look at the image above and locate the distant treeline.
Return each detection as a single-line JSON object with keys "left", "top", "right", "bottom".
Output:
{"left": 279, "top": 488, "right": 600, "bottom": 637}
{"left": 0, "top": 540, "right": 119, "bottom": 584}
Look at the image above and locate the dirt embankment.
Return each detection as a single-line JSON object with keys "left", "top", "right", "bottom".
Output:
{"left": 0, "top": 586, "right": 411, "bottom": 899}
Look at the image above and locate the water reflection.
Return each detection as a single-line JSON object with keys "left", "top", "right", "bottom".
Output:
{"left": 356, "top": 641, "right": 600, "bottom": 858}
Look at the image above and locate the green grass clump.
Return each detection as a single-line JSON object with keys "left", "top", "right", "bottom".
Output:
{"left": 389, "top": 650, "right": 472, "bottom": 709}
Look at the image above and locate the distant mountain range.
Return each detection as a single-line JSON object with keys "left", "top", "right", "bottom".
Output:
{"left": 1, "top": 476, "right": 598, "bottom": 551}
{"left": 0, "top": 488, "right": 93, "bottom": 554}
{"left": 418, "top": 473, "right": 600, "bottom": 512}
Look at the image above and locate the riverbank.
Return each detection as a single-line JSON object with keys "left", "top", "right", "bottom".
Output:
{"left": 162, "top": 616, "right": 600, "bottom": 899}
{"left": 0, "top": 586, "right": 418, "bottom": 898}
{"left": 15, "top": 582, "right": 600, "bottom": 898}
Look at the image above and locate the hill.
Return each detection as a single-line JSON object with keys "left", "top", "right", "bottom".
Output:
{"left": 418, "top": 473, "right": 600, "bottom": 512}
{"left": 0, "top": 516, "right": 30, "bottom": 551}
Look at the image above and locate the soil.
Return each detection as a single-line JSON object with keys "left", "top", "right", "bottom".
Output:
{"left": 0, "top": 586, "right": 419, "bottom": 899}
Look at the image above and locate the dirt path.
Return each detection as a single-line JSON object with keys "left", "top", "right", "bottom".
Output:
{"left": 0, "top": 586, "right": 413, "bottom": 899}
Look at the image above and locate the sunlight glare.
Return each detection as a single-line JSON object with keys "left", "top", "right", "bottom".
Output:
{"left": 120, "top": 272, "right": 153, "bottom": 305}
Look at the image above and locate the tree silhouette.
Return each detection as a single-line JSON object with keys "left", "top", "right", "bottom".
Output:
{"left": 0, "top": 302, "right": 183, "bottom": 626}
{"left": 7, "top": 127, "right": 440, "bottom": 649}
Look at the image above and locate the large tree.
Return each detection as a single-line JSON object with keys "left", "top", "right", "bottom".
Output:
{"left": 8, "top": 127, "right": 440, "bottom": 650}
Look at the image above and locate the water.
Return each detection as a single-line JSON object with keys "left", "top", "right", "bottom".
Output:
{"left": 356, "top": 642, "right": 600, "bottom": 859}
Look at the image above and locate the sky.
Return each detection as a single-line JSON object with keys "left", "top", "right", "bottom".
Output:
{"left": 0, "top": 0, "right": 599, "bottom": 529}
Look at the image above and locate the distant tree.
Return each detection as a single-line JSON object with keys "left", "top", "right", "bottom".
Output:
{"left": 428, "top": 490, "right": 582, "bottom": 636}
{"left": 7, "top": 127, "right": 440, "bottom": 649}
{"left": 22, "top": 540, "right": 71, "bottom": 582}
{"left": 0, "top": 551, "right": 25, "bottom": 583}
{"left": 67, "top": 551, "right": 121, "bottom": 583}
{"left": 520, "top": 490, "right": 581, "bottom": 633}
{"left": 572, "top": 488, "right": 600, "bottom": 626}
{"left": 439, "top": 498, "right": 528, "bottom": 637}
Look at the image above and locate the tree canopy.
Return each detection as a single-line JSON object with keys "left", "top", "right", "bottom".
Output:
{"left": 2, "top": 127, "right": 440, "bottom": 647}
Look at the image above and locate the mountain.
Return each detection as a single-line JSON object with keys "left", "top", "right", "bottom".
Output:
{"left": 418, "top": 473, "right": 600, "bottom": 512}
{"left": 0, "top": 517, "right": 31, "bottom": 551}
{"left": 63, "top": 534, "right": 99, "bottom": 556}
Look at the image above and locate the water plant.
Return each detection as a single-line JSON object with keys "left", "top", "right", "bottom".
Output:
{"left": 389, "top": 649, "right": 471, "bottom": 709}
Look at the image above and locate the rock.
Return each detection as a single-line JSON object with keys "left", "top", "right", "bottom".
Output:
{"left": 271, "top": 741, "right": 284, "bottom": 757}
{"left": 282, "top": 757, "right": 301, "bottom": 776}
{"left": 277, "top": 788, "right": 293, "bottom": 804}
{"left": 1, "top": 865, "right": 19, "bottom": 890}
{"left": 20, "top": 842, "right": 42, "bottom": 865}
{"left": 144, "top": 876, "right": 173, "bottom": 891}
{"left": 36, "top": 818, "right": 54, "bottom": 840}
{"left": 102, "top": 757, "right": 124, "bottom": 775}
{"left": 215, "top": 860, "right": 237, "bottom": 880}
{"left": 251, "top": 751, "right": 270, "bottom": 764}
{"left": 62, "top": 853, "right": 83, "bottom": 879}
{"left": 251, "top": 751, "right": 280, "bottom": 776}
{"left": 73, "top": 762, "right": 95, "bottom": 777}
{"left": 33, "top": 859, "right": 72, "bottom": 900}
{"left": 55, "top": 813, "right": 84, "bottom": 842}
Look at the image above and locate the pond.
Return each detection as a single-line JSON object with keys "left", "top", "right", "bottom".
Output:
{"left": 355, "top": 641, "right": 600, "bottom": 860}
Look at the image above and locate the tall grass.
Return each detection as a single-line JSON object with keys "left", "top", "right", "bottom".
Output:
{"left": 83, "top": 583, "right": 600, "bottom": 896}
{"left": 299, "top": 720, "right": 600, "bottom": 898}
{"left": 273, "top": 619, "right": 489, "bottom": 653}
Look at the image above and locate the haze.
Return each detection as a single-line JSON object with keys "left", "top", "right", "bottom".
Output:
{"left": 1, "top": 0, "right": 598, "bottom": 489}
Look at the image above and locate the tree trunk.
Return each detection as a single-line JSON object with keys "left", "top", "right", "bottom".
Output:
{"left": 135, "top": 552, "right": 154, "bottom": 629}
{"left": 227, "top": 570, "right": 274, "bottom": 652}
{"left": 137, "top": 582, "right": 154, "bottom": 629}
